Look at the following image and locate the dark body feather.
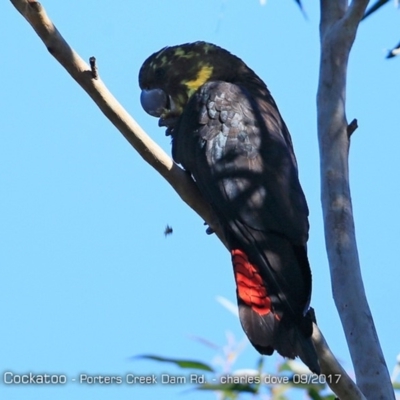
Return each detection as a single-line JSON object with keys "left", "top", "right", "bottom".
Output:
{"left": 139, "top": 42, "right": 320, "bottom": 373}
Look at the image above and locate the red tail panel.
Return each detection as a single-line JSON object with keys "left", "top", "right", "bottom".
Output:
{"left": 231, "top": 249, "right": 271, "bottom": 316}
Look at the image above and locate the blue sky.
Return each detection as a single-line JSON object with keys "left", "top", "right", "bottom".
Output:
{"left": 1, "top": 1, "right": 399, "bottom": 399}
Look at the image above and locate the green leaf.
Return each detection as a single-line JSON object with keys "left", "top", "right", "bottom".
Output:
{"left": 308, "top": 389, "right": 338, "bottom": 400}
{"left": 278, "top": 360, "right": 293, "bottom": 373}
{"left": 279, "top": 359, "right": 309, "bottom": 374}
{"left": 133, "top": 354, "right": 214, "bottom": 372}
{"left": 308, "top": 387, "right": 324, "bottom": 400}
{"left": 196, "top": 382, "right": 258, "bottom": 394}
{"left": 253, "top": 357, "right": 264, "bottom": 393}
{"left": 363, "top": 0, "right": 390, "bottom": 20}
{"left": 270, "top": 383, "right": 291, "bottom": 399}
{"left": 256, "top": 356, "right": 264, "bottom": 372}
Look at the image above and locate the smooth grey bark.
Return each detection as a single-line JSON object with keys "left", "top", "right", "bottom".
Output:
{"left": 317, "top": 1, "right": 395, "bottom": 398}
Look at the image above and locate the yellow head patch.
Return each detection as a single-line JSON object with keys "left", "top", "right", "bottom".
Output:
{"left": 184, "top": 65, "right": 214, "bottom": 97}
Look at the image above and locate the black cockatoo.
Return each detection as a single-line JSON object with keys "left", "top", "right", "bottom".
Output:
{"left": 139, "top": 42, "right": 320, "bottom": 374}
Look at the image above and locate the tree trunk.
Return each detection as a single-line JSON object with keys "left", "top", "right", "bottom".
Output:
{"left": 317, "top": 1, "right": 394, "bottom": 398}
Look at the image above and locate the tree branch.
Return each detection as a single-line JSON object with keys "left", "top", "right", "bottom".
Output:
{"left": 9, "top": 0, "right": 370, "bottom": 397}
{"left": 346, "top": 0, "right": 372, "bottom": 26}
{"left": 9, "top": 0, "right": 226, "bottom": 247}
{"left": 317, "top": 1, "right": 394, "bottom": 398}
{"left": 89, "top": 56, "right": 99, "bottom": 80}
{"left": 346, "top": 118, "right": 358, "bottom": 137}
{"left": 320, "top": 0, "right": 347, "bottom": 33}
{"left": 312, "top": 324, "right": 366, "bottom": 400}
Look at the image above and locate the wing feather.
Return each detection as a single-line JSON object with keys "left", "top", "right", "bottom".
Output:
{"left": 172, "top": 80, "right": 311, "bottom": 319}
{"left": 140, "top": 43, "right": 319, "bottom": 372}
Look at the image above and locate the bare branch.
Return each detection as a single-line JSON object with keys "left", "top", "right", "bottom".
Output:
{"left": 362, "top": 0, "right": 390, "bottom": 21}
{"left": 320, "top": 0, "right": 347, "bottom": 33}
{"left": 347, "top": 118, "right": 358, "bottom": 137}
{"left": 9, "top": 0, "right": 226, "bottom": 247}
{"left": 312, "top": 324, "right": 366, "bottom": 400}
{"left": 89, "top": 56, "right": 98, "bottom": 80}
{"left": 317, "top": 2, "right": 394, "bottom": 398}
{"left": 386, "top": 40, "right": 400, "bottom": 58}
{"left": 10, "top": 0, "right": 372, "bottom": 397}
{"left": 346, "top": 0, "right": 371, "bottom": 26}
